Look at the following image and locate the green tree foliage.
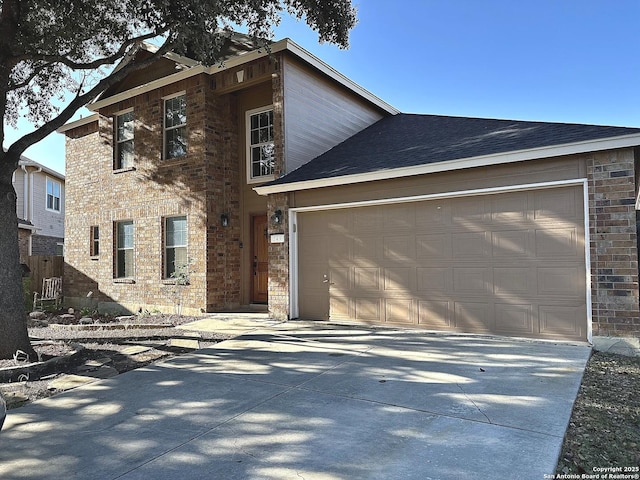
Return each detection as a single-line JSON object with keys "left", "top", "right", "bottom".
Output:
{"left": 0, "top": 0, "right": 356, "bottom": 358}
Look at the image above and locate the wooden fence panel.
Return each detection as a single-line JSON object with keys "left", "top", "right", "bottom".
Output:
{"left": 26, "top": 256, "right": 64, "bottom": 295}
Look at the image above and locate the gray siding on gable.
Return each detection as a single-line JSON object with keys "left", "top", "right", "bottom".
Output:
{"left": 282, "top": 57, "right": 385, "bottom": 175}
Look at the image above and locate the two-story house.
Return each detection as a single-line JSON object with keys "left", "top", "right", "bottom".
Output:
{"left": 59, "top": 34, "right": 640, "bottom": 345}
{"left": 13, "top": 156, "right": 65, "bottom": 260}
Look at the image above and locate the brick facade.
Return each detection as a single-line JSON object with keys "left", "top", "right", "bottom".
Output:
{"left": 588, "top": 148, "right": 640, "bottom": 337}
{"left": 63, "top": 57, "right": 279, "bottom": 315}
{"left": 17, "top": 228, "right": 31, "bottom": 262}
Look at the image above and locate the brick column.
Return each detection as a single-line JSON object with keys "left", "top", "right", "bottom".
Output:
{"left": 588, "top": 148, "right": 640, "bottom": 337}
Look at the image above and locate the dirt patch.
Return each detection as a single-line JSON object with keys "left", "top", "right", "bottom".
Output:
{"left": 0, "top": 312, "right": 232, "bottom": 408}
{"left": 556, "top": 351, "right": 640, "bottom": 474}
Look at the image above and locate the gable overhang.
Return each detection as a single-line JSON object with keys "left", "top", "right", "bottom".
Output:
{"left": 254, "top": 133, "right": 640, "bottom": 196}
{"left": 56, "top": 113, "right": 99, "bottom": 134}
{"left": 85, "top": 38, "right": 399, "bottom": 115}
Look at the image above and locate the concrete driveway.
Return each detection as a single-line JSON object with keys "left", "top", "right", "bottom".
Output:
{"left": 0, "top": 318, "right": 590, "bottom": 480}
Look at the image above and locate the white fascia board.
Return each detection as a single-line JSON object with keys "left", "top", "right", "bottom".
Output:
{"left": 254, "top": 133, "right": 640, "bottom": 196}
{"left": 18, "top": 223, "right": 38, "bottom": 231}
{"left": 56, "top": 113, "right": 99, "bottom": 134}
{"left": 18, "top": 157, "right": 65, "bottom": 179}
{"left": 88, "top": 65, "right": 207, "bottom": 111}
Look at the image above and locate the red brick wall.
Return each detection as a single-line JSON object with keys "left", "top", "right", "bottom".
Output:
{"left": 588, "top": 148, "right": 640, "bottom": 337}
{"left": 63, "top": 73, "right": 244, "bottom": 314}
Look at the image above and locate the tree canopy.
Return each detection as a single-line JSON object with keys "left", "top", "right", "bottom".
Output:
{"left": 0, "top": 0, "right": 356, "bottom": 359}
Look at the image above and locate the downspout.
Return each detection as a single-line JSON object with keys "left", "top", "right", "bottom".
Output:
{"left": 28, "top": 166, "right": 42, "bottom": 222}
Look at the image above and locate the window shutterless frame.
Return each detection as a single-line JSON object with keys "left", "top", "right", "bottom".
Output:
{"left": 164, "top": 216, "right": 188, "bottom": 279}
{"left": 114, "top": 109, "right": 134, "bottom": 170}
{"left": 163, "top": 92, "right": 187, "bottom": 160}
{"left": 46, "top": 177, "right": 62, "bottom": 212}
{"left": 90, "top": 226, "right": 100, "bottom": 256}
{"left": 115, "top": 220, "right": 134, "bottom": 278}
{"left": 246, "top": 106, "right": 275, "bottom": 184}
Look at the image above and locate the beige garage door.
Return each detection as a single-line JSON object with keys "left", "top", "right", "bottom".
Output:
{"left": 297, "top": 186, "right": 587, "bottom": 341}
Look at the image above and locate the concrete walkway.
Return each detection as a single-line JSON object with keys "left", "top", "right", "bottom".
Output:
{"left": 0, "top": 316, "right": 591, "bottom": 480}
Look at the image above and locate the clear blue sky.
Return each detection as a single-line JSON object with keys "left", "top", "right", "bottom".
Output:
{"left": 4, "top": 0, "right": 640, "bottom": 175}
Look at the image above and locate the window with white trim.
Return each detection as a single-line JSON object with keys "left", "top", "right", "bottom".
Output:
{"left": 115, "top": 221, "right": 134, "bottom": 278}
{"left": 46, "top": 178, "right": 61, "bottom": 212}
{"left": 164, "top": 94, "right": 187, "bottom": 159}
{"left": 247, "top": 107, "right": 274, "bottom": 181}
{"left": 165, "top": 216, "right": 187, "bottom": 278}
{"left": 115, "top": 110, "right": 134, "bottom": 169}
{"left": 90, "top": 226, "right": 99, "bottom": 256}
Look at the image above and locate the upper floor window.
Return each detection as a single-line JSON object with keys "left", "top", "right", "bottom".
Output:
{"left": 164, "top": 93, "right": 187, "bottom": 159}
{"left": 165, "top": 216, "right": 187, "bottom": 279}
{"left": 46, "top": 178, "right": 61, "bottom": 212}
{"left": 115, "top": 110, "right": 134, "bottom": 169}
{"left": 247, "top": 107, "right": 274, "bottom": 182}
{"left": 115, "top": 220, "right": 134, "bottom": 278}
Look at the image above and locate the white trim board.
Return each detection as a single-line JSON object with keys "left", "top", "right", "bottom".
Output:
{"left": 288, "top": 178, "right": 592, "bottom": 342}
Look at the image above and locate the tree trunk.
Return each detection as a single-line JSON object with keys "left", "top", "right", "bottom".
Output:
{"left": 0, "top": 158, "right": 35, "bottom": 360}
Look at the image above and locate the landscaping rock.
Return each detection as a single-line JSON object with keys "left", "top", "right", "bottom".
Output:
{"left": 29, "top": 311, "right": 47, "bottom": 320}
{"left": 79, "top": 317, "right": 93, "bottom": 325}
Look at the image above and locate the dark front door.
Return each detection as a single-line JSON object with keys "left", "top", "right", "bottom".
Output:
{"left": 251, "top": 214, "right": 268, "bottom": 304}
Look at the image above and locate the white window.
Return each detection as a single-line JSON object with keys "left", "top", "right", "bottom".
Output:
{"left": 115, "top": 221, "right": 134, "bottom": 278}
{"left": 247, "top": 107, "right": 274, "bottom": 182}
{"left": 115, "top": 110, "right": 134, "bottom": 169}
{"left": 90, "top": 226, "right": 100, "bottom": 256}
{"left": 165, "top": 216, "right": 187, "bottom": 278}
{"left": 164, "top": 94, "right": 187, "bottom": 159}
{"left": 46, "top": 178, "right": 61, "bottom": 212}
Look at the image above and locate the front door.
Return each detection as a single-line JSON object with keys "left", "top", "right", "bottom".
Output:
{"left": 251, "top": 214, "right": 269, "bottom": 304}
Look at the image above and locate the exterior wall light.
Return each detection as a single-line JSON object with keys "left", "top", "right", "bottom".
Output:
{"left": 220, "top": 213, "right": 229, "bottom": 227}
{"left": 271, "top": 209, "right": 283, "bottom": 225}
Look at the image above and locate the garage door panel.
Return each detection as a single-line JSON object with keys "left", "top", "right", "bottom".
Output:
{"left": 355, "top": 298, "right": 381, "bottom": 321}
{"left": 354, "top": 267, "right": 380, "bottom": 291}
{"left": 491, "top": 192, "right": 529, "bottom": 222}
{"left": 454, "top": 302, "right": 491, "bottom": 332}
{"left": 416, "top": 200, "right": 451, "bottom": 230}
{"left": 383, "top": 204, "right": 415, "bottom": 231}
{"left": 298, "top": 185, "right": 587, "bottom": 341}
{"left": 495, "top": 303, "right": 534, "bottom": 335}
{"left": 384, "top": 267, "right": 413, "bottom": 291}
{"left": 330, "top": 296, "right": 350, "bottom": 319}
{"left": 535, "top": 228, "right": 580, "bottom": 257}
{"left": 417, "top": 267, "right": 451, "bottom": 292}
{"left": 537, "top": 266, "right": 583, "bottom": 297}
{"left": 384, "top": 299, "right": 413, "bottom": 324}
{"left": 384, "top": 235, "right": 416, "bottom": 262}
{"left": 492, "top": 230, "right": 530, "bottom": 257}
{"left": 417, "top": 234, "right": 452, "bottom": 258}
{"left": 453, "top": 267, "right": 490, "bottom": 294}
{"left": 494, "top": 267, "right": 532, "bottom": 295}
{"left": 539, "top": 305, "right": 585, "bottom": 337}
{"left": 299, "top": 235, "right": 327, "bottom": 261}
{"left": 452, "top": 231, "right": 490, "bottom": 258}
{"left": 534, "top": 188, "right": 579, "bottom": 222}
{"left": 353, "top": 236, "right": 381, "bottom": 262}
{"left": 453, "top": 196, "right": 488, "bottom": 223}
{"left": 418, "top": 301, "right": 452, "bottom": 329}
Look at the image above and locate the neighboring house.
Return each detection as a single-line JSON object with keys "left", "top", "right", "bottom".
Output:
{"left": 13, "top": 157, "right": 65, "bottom": 258}
{"left": 58, "top": 33, "right": 640, "bottom": 345}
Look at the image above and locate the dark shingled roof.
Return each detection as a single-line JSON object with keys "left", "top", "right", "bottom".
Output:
{"left": 269, "top": 114, "right": 640, "bottom": 186}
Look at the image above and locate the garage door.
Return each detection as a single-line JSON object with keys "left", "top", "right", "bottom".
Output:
{"left": 296, "top": 185, "right": 587, "bottom": 341}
